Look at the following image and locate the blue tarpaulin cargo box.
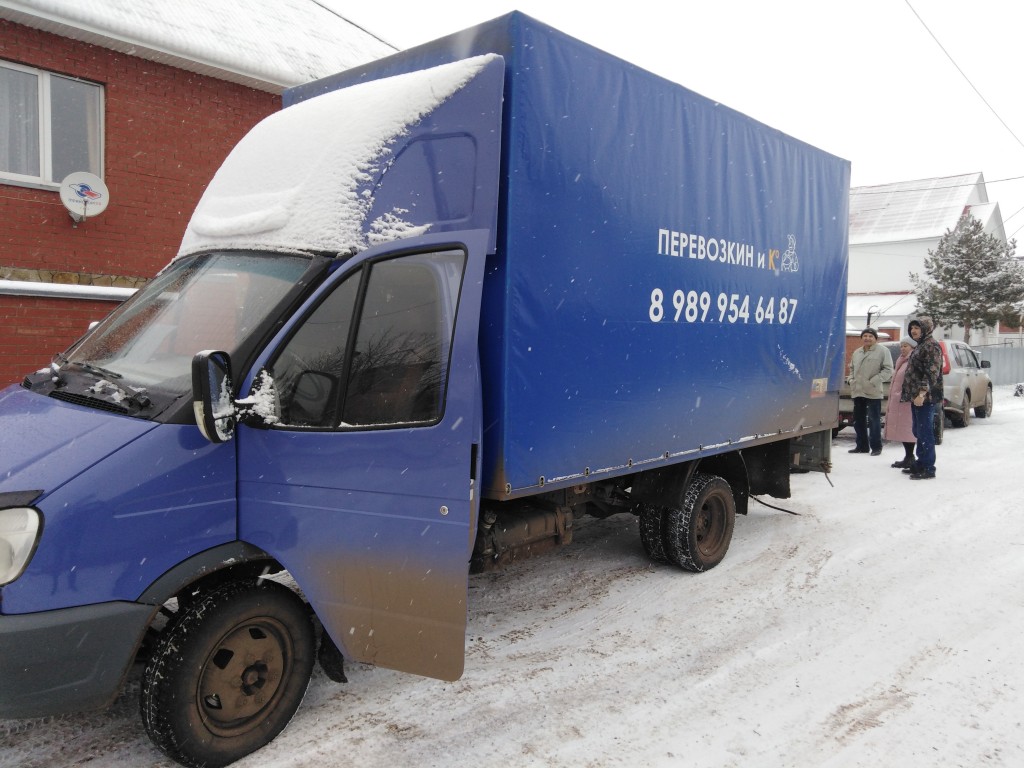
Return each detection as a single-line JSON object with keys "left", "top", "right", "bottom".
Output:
{"left": 287, "top": 12, "right": 850, "bottom": 500}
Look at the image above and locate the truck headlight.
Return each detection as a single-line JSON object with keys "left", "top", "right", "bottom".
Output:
{"left": 0, "top": 507, "right": 41, "bottom": 585}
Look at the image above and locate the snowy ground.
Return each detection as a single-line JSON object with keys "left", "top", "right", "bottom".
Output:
{"left": 3, "top": 387, "right": 1022, "bottom": 768}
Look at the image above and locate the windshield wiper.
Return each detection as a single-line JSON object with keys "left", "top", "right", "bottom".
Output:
{"left": 74, "top": 360, "right": 123, "bottom": 380}
{"left": 49, "top": 353, "right": 68, "bottom": 386}
{"left": 51, "top": 354, "right": 151, "bottom": 410}
{"left": 52, "top": 352, "right": 124, "bottom": 381}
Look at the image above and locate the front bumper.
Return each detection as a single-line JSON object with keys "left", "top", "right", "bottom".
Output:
{"left": 0, "top": 601, "right": 154, "bottom": 718}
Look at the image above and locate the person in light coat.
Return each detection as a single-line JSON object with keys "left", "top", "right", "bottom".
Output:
{"left": 885, "top": 336, "right": 917, "bottom": 468}
{"left": 848, "top": 327, "right": 894, "bottom": 455}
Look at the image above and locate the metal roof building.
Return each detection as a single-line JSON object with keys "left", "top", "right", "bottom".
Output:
{"left": 0, "top": 0, "right": 396, "bottom": 92}
{"left": 846, "top": 172, "right": 1009, "bottom": 346}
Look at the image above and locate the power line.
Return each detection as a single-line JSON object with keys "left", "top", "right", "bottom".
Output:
{"left": 899, "top": 2, "right": 1024, "bottom": 229}
{"left": 1007, "top": 210, "right": 1024, "bottom": 240}
{"left": 904, "top": 0, "right": 1024, "bottom": 153}
{"left": 850, "top": 174, "right": 1024, "bottom": 196}
{"left": 308, "top": 0, "right": 400, "bottom": 51}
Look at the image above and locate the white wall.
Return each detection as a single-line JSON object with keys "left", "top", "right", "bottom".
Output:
{"left": 848, "top": 238, "right": 938, "bottom": 293}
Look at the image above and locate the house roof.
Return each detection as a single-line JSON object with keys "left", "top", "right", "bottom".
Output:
{"left": 849, "top": 172, "right": 988, "bottom": 245}
{"left": 0, "top": 0, "right": 397, "bottom": 93}
{"left": 965, "top": 201, "right": 1007, "bottom": 241}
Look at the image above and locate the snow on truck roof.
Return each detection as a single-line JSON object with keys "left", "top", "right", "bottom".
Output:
{"left": 178, "top": 55, "right": 499, "bottom": 257}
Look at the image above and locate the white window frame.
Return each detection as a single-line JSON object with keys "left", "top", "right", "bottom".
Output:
{"left": 0, "top": 60, "right": 104, "bottom": 190}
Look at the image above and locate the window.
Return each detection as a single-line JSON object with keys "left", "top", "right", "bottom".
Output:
{"left": 368, "top": 135, "right": 477, "bottom": 225}
{"left": 65, "top": 251, "right": 311, "bottom": 398}
{"left": 270, "top": 249, "right": 466, "bottom": 429}
{"left": 960, "top": 345, "right": 979, "bottom": 369}
{"left": 0, "top": 61, "right": 103, "bottom": 188}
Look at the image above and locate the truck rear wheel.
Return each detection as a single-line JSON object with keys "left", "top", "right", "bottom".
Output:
{"left": 140, "top": 580, "right": 314, "bottom": 768}
{"left": 663, "top": 473, "right": 735, "bottom": 572}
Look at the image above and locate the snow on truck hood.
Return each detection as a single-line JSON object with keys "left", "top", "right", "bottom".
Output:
{"left": 0, "top": 387, "right": 157, "bottom": 499}
{"left": 178, "top": 54, "right": 500, "bottom": 257}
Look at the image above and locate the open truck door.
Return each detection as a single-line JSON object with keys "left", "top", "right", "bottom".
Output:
{"left": 236, "top": 231, "right": 488, "bottom": 681}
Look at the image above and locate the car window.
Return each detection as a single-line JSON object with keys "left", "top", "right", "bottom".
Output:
{"left": 957, "top": 344, "right": 976, "bottom": 369}
{"left": 952, "top": 344, "right": 965, "bottom": 368}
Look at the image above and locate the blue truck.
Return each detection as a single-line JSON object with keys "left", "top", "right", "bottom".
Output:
{"left": 0, "top": 13, "right": 850, "bottom": 767}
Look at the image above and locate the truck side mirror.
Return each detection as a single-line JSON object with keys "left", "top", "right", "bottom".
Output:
{"left": 192, "top": 350, "right": 236, "bottom": 443}
{"left": 981, "top": 360, "right": 991, "bottom": 369}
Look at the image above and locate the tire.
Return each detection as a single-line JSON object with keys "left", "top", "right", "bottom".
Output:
{"left": 663, "top": 473, "right": 736, "bottom": 573}
{"left": 637, "top": 503, "right": 669, "bottom": 563}
{"left": 932, "top": 408, "right": 944, "bottom": 445}
{"left": 974, "top": 388, "right": 992, "bottom": 419}
{"left": 140, "top": 580, "right": 315, "bottom": 768}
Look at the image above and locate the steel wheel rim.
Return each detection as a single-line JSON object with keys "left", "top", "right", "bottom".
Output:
{"left": 197, "top": 617, "right": 294, "bottom": 736}
{"left": 695, "top": 496, "right": 727, "bottom": 556}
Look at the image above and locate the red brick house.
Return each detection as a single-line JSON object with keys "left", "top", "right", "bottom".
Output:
{"left": 0, "top": 1, "right": 393, "bottom": 385}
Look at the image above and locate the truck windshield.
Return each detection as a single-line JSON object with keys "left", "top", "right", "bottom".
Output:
{"left": 63, "top": 251, "right": 310, "bottom": 400}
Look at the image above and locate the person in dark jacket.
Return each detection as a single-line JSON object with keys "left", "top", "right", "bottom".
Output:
{"left": 900, "top": 317, "right": 943, "bottom": 479}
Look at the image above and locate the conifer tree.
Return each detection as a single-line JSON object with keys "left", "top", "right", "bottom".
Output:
{"left": 910, "top": 215, "right": 1024, "bottom": 344}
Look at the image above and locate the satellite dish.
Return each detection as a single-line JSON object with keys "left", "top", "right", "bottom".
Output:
{"left": 60, "top": 171, "right": 110, "bottom": 223}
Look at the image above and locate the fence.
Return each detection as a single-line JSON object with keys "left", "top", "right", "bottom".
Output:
{"left": 976, "top": 346, "right": 1024, "bottom": 386}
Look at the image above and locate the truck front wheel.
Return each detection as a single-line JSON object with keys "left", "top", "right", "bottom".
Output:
{"left": 664, "top": 473, "right": 735, "bottom": 572}
{"left": 140, "top": 580, "right": 315, "bottom": 768}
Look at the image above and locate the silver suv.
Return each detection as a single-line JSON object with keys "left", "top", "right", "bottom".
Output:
{"left": 940, "top": 339, "right": 993, "bottom": 426}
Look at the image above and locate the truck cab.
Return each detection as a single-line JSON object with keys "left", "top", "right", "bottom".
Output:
{"left": 1, "top": 54, "right": 504, "bottom": 768}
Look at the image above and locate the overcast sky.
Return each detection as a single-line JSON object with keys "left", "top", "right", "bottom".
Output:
{"left": 334, "top": 0, "right": 1024, "bottom": 242}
